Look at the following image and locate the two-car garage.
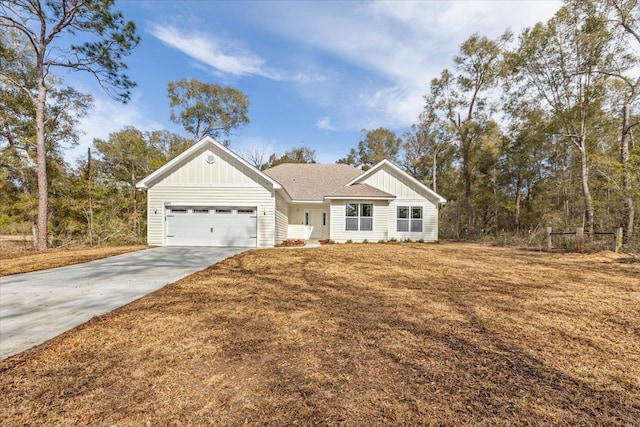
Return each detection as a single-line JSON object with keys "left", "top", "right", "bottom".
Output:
{"left": 165, "top": 206, "right": 257, "bottom": 247}
{"left": 137, "top": 137, "right": 281, "bottom": 247}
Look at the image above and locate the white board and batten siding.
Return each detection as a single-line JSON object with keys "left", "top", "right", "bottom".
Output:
{"left": 359, "top": 164, "right": 440, "bottom": 242}
{"left": 146, "top": 146, "right": 276, "bottom": 247}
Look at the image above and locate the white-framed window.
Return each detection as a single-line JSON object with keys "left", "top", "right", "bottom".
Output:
{"left": 345, "top": 203, "right": 373, "bottom": 231}
{"left": 215, "top": 209, "right": 232, "bottom": 214}
{"left": 397, "top": 206, "right": 423, "bottom": 232}
{"left": 305, "top": 212, "right": 310, "bottom": 226}
{"left": 170, "top": 208, "right": 187, "bottom": 213}
{"left": 193, "top": 208, "right": 209, "bottom": 214}
{"left": 237, "top": 209, "right": 255, "bottom": 214}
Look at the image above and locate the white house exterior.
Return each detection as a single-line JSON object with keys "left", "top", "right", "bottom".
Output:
{"left": 136, "top": 137, "right": 446, "bottom": 247}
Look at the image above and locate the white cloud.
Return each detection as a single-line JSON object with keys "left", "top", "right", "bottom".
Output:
{"left": 150, "top": 24, "right": 266, "bottom": 77}
{"left": 149, "top": 23, "right": 324, "bottom": 82}
{"left": 249, "top": 0, "right": 562, "bottom": 127}
{"left": 315, "top": 116, "right": 336, "bottom": 131}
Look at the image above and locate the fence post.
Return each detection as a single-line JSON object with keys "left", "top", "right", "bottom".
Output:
{"left": 576, "top": 227, "right": 584, "bottom": 253}
{"left": 546, "top": 227, "right": 552, "bottom": 252}
{"left": 615, "top": 227, "right": 623, "bottom": 253}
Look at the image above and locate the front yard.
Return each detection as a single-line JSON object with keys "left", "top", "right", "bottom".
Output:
{"left": 0, "top": 245, "right": 147, "bottom": 276}
{"left": 1, "top": 243, "right": 638, "bottom": 425}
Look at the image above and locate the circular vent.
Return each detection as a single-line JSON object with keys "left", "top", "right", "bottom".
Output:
{"left": 206, "top": 154, "right": 216, "bottom": 164}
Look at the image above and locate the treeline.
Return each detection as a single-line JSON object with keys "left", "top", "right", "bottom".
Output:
{"left": 1, "top": 0, "right": 639, "bottom": 249}
{"left": 337, "top": 0, "right": 639, "bottom": 246}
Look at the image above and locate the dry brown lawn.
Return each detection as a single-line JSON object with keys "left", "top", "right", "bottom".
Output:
{"left": 1, "top": 243, "right": 639, "bottom": 425}
{"left": 0, "top": 245, "right": 148, "bottom": 277}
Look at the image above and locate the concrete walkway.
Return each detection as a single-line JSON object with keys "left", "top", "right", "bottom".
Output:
{"left": 0, "top": 246, "right": 247, "bottom": 359}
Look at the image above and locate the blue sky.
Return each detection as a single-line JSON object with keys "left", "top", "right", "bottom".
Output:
{"left": 67, "top": 0, "right": 562, "bottom": 164}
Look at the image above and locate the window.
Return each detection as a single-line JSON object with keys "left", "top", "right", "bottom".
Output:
{"left": 345, "top": 203, "right": 373, "bottom": 231}
{"left": 411, "top": 207, "right": 423, "bottom": 232}
{"left": 346, "top": 203, "right": 358, "bottom": 231}
{"left": 237, "top": 209, "right": 255, "bottom": 214}
{"left": 397, "top": 206, "right": 423, "bottom": 232}
{"left": 397, "top": 207, "right": 409, "bottom": 232}
{"left": 322, "top": 212, "right": 326, "bottom": 226}
{"left": 170, "top": 208, "right": 187, "bottom": 213}
{"left": 305, "top": 212, "right": 310, "bottom": 226}
{"left": 215, "top": 209, "right": 232, "bottom": 214}
{"left": 193, "top": 208, "right": 209, "bottom": 214}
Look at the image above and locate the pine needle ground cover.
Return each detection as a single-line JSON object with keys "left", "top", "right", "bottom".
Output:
{"left": 1, "top": 243, "right": 638, "bottom": 425}
{"left": 0, "top": 246, "right": 147, "bottom": 276}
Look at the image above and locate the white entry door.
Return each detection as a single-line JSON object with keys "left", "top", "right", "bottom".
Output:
{"left": 165, "top": 207, "right": 257, "bottom": 247}
{"left": 308, "top": 210, "right": 328, "bottom": 239}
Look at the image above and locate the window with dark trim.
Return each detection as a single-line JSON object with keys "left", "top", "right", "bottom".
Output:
{"left": 345, "top": 203, "right": 373, "bottom": 231}
{"left": 397, "top": 206, "right": 422, "bottom": 232}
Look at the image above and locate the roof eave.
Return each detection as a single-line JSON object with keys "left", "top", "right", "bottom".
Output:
{"left": 288, "top": 199, "right": 326, "bottom": 204}
{"left": 324, "top": 196, "right": 396, "bottom": 200}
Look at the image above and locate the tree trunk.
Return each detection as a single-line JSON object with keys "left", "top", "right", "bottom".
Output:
{"left": 432, "top": 152, "right": 438, "bottom": 193}
{"left": 87, "top": 148, "right": 94, "bottom": 247}
{"left": 35, "top": 54, "right": 48, "bottom": 251}
{"left": 461, "top": 138, "right": 473, "bottom": 235}
{"left": 621, "top": 104, "right": 635, "bottom": 243}
{"left": 514, "top": 173, "right": 522, "bottom": 234}
{"left": 578, "top": 142, "right": 594, "bottom": 233}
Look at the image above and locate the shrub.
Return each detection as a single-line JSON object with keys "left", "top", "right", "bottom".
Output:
{"left": 388, "top": 238, "right": 397, "bottom": 243}
{"left": 417, "top": 238, "right": 425, "bottom": 243}
{"left": 378, "top": 239, "right": 386, "bottom": 244}
{"left": 362, "top": 239, "right": 368, "bottom": 244}
{"left": 346, "top": 239, "right": 353, "bottom": 244}
{"left": 277, "top": 239, "right": 306, "bottom": 247}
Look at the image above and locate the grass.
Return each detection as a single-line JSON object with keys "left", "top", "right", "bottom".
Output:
{"left": 0, "top": 245, "right": 148, "bottom": 276}
{"left": 0, "top": 243, "right": 638, "bottom": 425}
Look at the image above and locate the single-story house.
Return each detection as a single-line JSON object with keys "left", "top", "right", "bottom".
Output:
{"left": 136, "top": 136, "right": 446, "bottom": 247}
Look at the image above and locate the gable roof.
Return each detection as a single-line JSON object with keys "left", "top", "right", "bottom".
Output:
{"left": 136, "top": 136, "right": 281, "bottom": 190}
{"left": 324, "top": 183, "right": 395, "bottom": 200}
{"left": 263, "top": 163, "right": 363, "bottom": 201}
{"left": 346, "top": 159, "right": 446, "bottom": 204}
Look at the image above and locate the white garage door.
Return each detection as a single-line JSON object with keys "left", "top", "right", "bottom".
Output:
{"left": 165, "top": 207, "right": 257, "bottom": 247}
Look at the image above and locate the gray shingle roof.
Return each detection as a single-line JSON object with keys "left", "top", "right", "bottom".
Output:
{"left": 325, "top": 183, "right": 395, "bottom": 199}
{"left": 263, "top": 163, "right": 364, "bottom": 201}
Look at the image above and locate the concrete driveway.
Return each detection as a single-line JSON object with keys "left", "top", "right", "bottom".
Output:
{"left": 0, "top": 246, "right": 247, "bottom": 359}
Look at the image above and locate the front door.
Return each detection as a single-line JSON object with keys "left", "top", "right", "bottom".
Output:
{"left": 308, "top": 210, "right": 328, "bottom": 239}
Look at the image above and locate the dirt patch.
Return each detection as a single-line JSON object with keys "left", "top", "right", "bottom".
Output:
{"left": 0, "top": 243, "right": 638, "bottom": 425}
{"left": 0, "top": 245, "right": 148, "bottom": 276}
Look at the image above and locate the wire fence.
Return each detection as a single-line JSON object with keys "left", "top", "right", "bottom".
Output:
{"left": 546, "top": 227, "right": 623, "bottom": 253}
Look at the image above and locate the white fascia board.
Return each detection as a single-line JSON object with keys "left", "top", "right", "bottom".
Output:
{"left": 288, "top": 200, "right": 326, "bottom": 204}
{"left": 345, "top": 159, "right": 446, "bottom": 204}
{"left": 324, "top": 196, "right": 395, "bottom": 200}
{"left": 136, "top": 136, "right": 281, "bottom": 190}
